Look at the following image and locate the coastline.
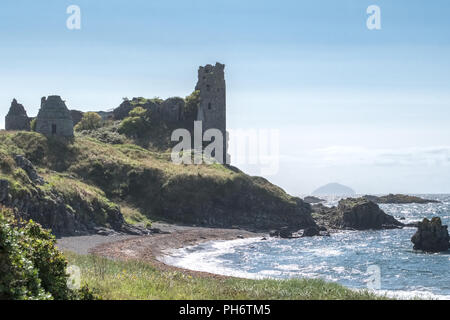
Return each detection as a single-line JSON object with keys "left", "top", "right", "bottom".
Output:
{"left": 60, "top": 224, "right": 264, "bottom": 279}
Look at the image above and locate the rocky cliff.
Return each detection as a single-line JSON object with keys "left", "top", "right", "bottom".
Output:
{"left": 0, "top": 131, "right": 316, "bottom": 235}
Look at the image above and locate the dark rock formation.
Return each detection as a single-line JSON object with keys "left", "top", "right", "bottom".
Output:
{"left": 14, "top": 155, "right": 44, "bottom": 185}
{"left": 113, "top": 98, "right": 160, "bottom": 120}
{"left": 363, "top": 194, "right": 439, "bottom": 204}
{"left": 156, "top": 175, "right": 316, "bottom": 233}
{"left": 0, "top": 179, "right": 9, "bottom": 202}
{"left": 160, "top": 97, "right": 185, "bottom": 122}
{"left": 301, "top": 226, "right": 321, "bottom": 237}
{"left": 311, "top": 198, "right": 404, "bottom": 230}
{"left": 5, "top": 99, "right": 30, "bottom": 131}
{"left": 269, "top": 225, "right": 324, "bottom": 239}
{"left": 96, "top": 111, "right": 114, "bottom": 121}
{"left": 335, "top": 198, "right": 403, "bottom": 230}
{"left": 1, "top": 182, "right": 129, "bottom": 237}
{"left": 0, "top": 156, "right": 136, "bottom": 236}
{"left": 411, "top": 217, "right": 450, "bottom": 252}
{"left": 113, "top": 96, "right": 185, "bottom": 123}
{"left": 35, "top": 96, "right": 74, "bottom": 137}
{"left": 303, "top": 196, "right": 325, "bottom": 204}
{"left": 70, "top": 110, "right": 84, "bottom": 126}
{"left": 279, "top": 227, "right": 295, "bottom": 239}
{"left": 113, "top": 99, "right": 134, "bottom": 120}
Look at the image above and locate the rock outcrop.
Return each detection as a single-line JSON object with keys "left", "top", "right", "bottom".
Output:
{"left": 312, "top": 198, "right": 403, "bottom": 230}
{"left": 363, "top": 194, "right": 439, "bottom": 204}
{"left": 70, "top": 110, "right": 84, "bottom": 126}
{"left": 303, "top": 196, "right": 325, "bottom": 204}
{"left": 411, "top": 217, "right": 450, "bottom": 252}
{"left": 14, "top": 155, "right": 45, "bottom": 185}
{"left": 157, "top": 175, "right": 316, "bottom": 232}
{"left": 0, "top": 155, "right": 137, "bottom": 236}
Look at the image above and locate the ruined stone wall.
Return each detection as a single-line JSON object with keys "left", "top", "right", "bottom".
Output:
{"left": 35, "top": 96, "right": 74, "bottom": 137}
{"left": 195, "top": 62, "right": 227, "bottom": 163}
{"left": 160, "top": 97, "right": 185, "bottom": 122}
{"left": 5, "top": 99, "right": 30, "bottom": 131}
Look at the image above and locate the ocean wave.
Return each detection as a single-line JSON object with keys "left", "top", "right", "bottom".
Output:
{"left": 160, "top": 195, "right": 450, "bottom": 299}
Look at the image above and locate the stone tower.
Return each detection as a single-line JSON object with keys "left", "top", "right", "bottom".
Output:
{"left": 35, "top": 96, "right": 74, "bottom": 137}
{"left": 195, "top": 62, "right": 228, "bottom": 163}
{"left": 5, "top": 99, "right": 30, "bottom": 131}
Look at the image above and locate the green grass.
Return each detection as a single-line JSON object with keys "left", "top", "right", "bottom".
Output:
{"left": 119, "top": 203, "right": 152, "bottom": 226}
{"left": 65, "top": 252, "right": 388, "bottom": 300}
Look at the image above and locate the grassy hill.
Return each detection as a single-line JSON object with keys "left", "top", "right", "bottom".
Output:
{"left": 0, "top": 131, "right": 314, "bottom": 235}
{"left": 0, "top": 130, "right": 389, "bottom": 301}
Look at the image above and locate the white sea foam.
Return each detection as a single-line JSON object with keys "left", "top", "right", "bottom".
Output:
{"left": 370, "top": 289, "right": 450, "bottom": 300}
{"left": 161, "top": 196, "right": 450, "bottom": 300}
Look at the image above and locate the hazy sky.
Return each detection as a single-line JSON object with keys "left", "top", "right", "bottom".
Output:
{"left": 1, "top": 0, "right": 450, "bottom": 194}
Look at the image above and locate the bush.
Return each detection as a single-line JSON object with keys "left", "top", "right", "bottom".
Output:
{"left": 0, "top": 208, "right": 97, "bottom": 300}
{"left": 74, "top": 112, "right": 103, "bottom": 132}
{"left": 118, "top": 107, "right": 151, "bottom": 138}
{"left": 128, "top": 106, "right": 147, "bottom": 118}
{"left": 30, "top": 119, "right": 36, "bottom": 132}
{"left": 184, "top": 90, "right": 200, "bottom": 120}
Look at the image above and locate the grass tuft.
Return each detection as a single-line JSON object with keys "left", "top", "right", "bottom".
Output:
{"left": 65, "top": 252, "right": 388, "bottom": 300}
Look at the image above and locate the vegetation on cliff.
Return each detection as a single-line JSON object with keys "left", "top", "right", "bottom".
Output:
{"left": 0, "top": 130, "right": 314, "bottom": 234}
{"left": 74, "top": 112, "right": 103, "bottom": 132}
{"left": 0, "top": 208, "right": 96, "bottom": 299}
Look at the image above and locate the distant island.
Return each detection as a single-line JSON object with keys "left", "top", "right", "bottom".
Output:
{"left": 312, "top": 183, "right": 355, "bottom": 197}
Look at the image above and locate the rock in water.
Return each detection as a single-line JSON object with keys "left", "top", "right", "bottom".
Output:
{"left": 301, "top": 226, "right": 320, "bottom": 237}
{"left": 362, "top": 194, "right": 439, "bottom": 204}
{"left": 303, "top": 196, "right": 325, "bottom": 204}
{"left": 330, "top": 198, "right": 403, "bottom": 230}
{"left": 411, "top": 217, "right": 450, "bottom": 252}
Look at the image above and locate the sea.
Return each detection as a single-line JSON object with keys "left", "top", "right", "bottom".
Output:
{"left": 162, "top": 195, "right": 450, "bottom": 300}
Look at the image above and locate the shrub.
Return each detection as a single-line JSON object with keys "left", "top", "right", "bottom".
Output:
{"left": 74, "top": 112, "right": 103, "bottom": 132}
{"left": 184, "top": 90, "right": 200, "bottom": 120}
{"left": 118, "top": 116, "right": 146, "bottom": 137}
{"left": 118, "top": 107, "right": 152, "bottom": 138}
{"left": 0, "top": 208, "right": 97, "bottom": 300}
{"left": 128, "top": 106, "right": 147, "bottom": 118}
{"left": 30, "top": 119, "right": 36, "bottom": 131}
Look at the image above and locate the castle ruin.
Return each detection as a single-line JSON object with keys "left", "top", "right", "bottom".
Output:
{"left": 3, "top": 63, "right": 228, "bottom": 161}
{"left": 195, "top": 62, "right": 228, "bottom": 164}
{"left": 35, "top": 96, "right": 74, "bottom": 137}
{"left": 5, "top": 99, "right": 30, "bottom": 131}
